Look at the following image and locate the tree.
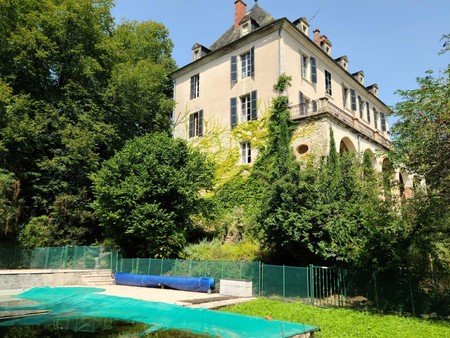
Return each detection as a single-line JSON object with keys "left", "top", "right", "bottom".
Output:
{"left": 389, "top": 37, "right": 450, "bottom": 271}
{"left": 390, "top": 39, "right": 449, "bottom": 202}
{"left": 91, "top": 133, "right": 214, "bottom": 258}
{"left": 0, "top": 0, "right": 176, "bottom": 245}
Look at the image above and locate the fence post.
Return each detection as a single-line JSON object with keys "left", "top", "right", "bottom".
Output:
{"left": 160, "top": 258, "right": 164, "bottom": 276}
{"left": 44, "top": 247, "right": 50, "bottom": 269}
{"left": 309, "top": 264, "right": 314, "bottom": 305}
{"left": 408, "top": 273, "right": 416, "bottom": 317}
{"left": 261, "top": 263, "right": 264, "bottom": 297}
{"left": 258, "top": 261, "right": 262, "bottom": 297}
{"left": 373, "top": 271, "right": 379, "bottom": 313}
{"left": 283, "top": 265, "right": 286, "bottom": 299}
{"left": 147, "top": 258, "right": 151, "bottom": 275}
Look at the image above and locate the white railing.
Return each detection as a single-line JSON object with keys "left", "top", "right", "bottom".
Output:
{"left": 289, "top": 97, "right": 392, "bottom": 149}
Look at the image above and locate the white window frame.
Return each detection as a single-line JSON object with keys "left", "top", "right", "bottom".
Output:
{"left": 342, "top": 85, "right": 349, "bottom": 108}
{"left": 301, "top": 54, "right": 309, "bottom": 79}
{"left": 241, "top": 52, "right": 252, "bottom": 79}
{"left": 241, "top": 94, "right": 251, "bottom": 122}
{"left": 240, "top": 141, "right": 252, "bottom": 164}
{"left": 190, "top": 74, "right": 200, "bottom": 100}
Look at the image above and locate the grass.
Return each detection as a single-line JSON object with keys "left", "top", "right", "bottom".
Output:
{"left": 220, "top": 298, "right": 450, "bottom": 338}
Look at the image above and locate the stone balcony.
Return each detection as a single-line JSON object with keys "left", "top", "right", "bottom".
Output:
{"left": 289, "top": 97, "right": 392, "bottom": 150}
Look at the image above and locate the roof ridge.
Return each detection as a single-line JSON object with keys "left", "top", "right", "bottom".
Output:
{"left": 209, "top": 2, "right": 274, "bottom": 51}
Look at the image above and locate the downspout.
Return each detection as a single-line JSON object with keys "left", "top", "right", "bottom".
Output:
{"left": 279, "top": 27, "right": 285, "bottom": 76}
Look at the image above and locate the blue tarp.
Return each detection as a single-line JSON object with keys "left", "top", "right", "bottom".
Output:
{"left": 114, "top": 272, "right": 215, "bottom": 293}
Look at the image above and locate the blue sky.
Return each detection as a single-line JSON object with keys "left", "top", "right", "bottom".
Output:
{"left": 112, "top": 0, "right": 450, "bottom": 124}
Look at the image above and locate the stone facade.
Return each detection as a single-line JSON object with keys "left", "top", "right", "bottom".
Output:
{"left": 170, "top": 1, "right": 414, "bottom": 196}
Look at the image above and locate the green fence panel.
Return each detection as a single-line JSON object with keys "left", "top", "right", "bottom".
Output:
{"left": 261, "top": 264, "right": 284, "bottom": 298}
{"left": 0, "top": 247, "right": 31, "bottom": 269}
{"left": 285, "top": 265, "right": 309, "bottom": 299}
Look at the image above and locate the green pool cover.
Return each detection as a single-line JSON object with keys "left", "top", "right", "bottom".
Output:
{"left": 0, "top": 287, "right": 318, "bottom": 337}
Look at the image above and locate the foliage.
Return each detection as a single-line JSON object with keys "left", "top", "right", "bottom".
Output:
{"left": 221, "top": 298, "right": 450, "bottom": 338}
{"left": 91, "top": 133, "right": 214, "bottom": 258}
{"left": 254, "top": 77, "right": 392, "bottom": 267}
{"left": 18, "top": 216, "right": 53, "bottom": 249}
{"left": 0, "top": 169, "right": 21, "bottom": 240}
{"left": 389, "top": 37, "right": 450, "bottom": 271}
{"left": 181, "top": 238, "right": 261, "bottom": 262}
{"left": 390, "top": 65, "right": 449, "bottom": 198}
{"left": 0, "top": 0, "right": 176, "bottom": 245}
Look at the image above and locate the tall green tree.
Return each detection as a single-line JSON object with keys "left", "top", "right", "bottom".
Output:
{"left": 91, "top": 133, "right": 214, "bottom": 258}
{"left": 389, "top": 37, "right": 450, "bottom": 271}
{"left": 0, "top": 0, "right": 176, "bottom": 245}
{"left": 390, "top": 37, "right": 449, "bottom": 203}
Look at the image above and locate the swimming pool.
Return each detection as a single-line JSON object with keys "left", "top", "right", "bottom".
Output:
{"left": 0, "top": 287, "right": 319, "bottom": 337}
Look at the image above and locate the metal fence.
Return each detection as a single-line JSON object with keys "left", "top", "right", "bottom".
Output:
{"left": 0, "top": 246, "right": 119, "bottom": 270}
{"left": 1, "top": 246, "right": 449, "bottom": 318}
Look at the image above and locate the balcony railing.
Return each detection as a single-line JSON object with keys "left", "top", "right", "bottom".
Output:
{"left": 289, "top": 97, "right": 392, "bottom": 149}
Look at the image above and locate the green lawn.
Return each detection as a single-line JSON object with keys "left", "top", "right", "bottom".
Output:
{"left": 220, "top": 298, "right": 450, "bottom": 338}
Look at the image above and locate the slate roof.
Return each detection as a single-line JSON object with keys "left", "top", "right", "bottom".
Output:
{"left": 209, "top": 3, "right": 274, "bottom": 51}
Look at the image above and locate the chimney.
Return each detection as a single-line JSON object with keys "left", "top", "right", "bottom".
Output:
{"left": 313, "top": 29, "right": 321, "bottom": 45}
{"left": 313, "top": 29, "right": 332, "bottom": 55}
{"left": 234, "top": 0, "right": 247, "bottom": 30}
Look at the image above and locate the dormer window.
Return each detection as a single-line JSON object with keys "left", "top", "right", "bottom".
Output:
{"left": 191, "top": 43, "right": 210, "bottom": 61}
{"left": 193, "top": 49, "right": 199, "bottom": 61}
{"left": 241, "top": 22, "right": 250, "bottom": 36}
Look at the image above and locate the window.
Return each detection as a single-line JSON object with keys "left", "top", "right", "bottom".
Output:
{"left": 241, "top": 94, "right": 252, "bottom": 122}
{"left": 373, "top": 108, "right": 378, "bottom": 129}
{"left": 241, "top": 52, "right": 251, "bottom": 78}
{"left": 297, "top": 144, "right": 309, "bottom": 155}
{"left": 231, "top": 47, "right": 254, "bottom": 85}
{"left": 342, "top": 86, "right": 349, "bottom": 108}
{"left": 190, "top": 74, "right": 199, "bottom": 100}
{"left": 241, "top": 47, "right": 254, "bottom": 79}
{"left": 380, "top": 112, "right": 387, "bottom": 131}
{"left": 358, "top": 96, "right": 364, "bottom": 119}
{"left": 301, "top": 55, "right": 309, "bottom": 79}
{"left": 242, "top": 23, "right": 250, "bottom": 36}
{"left": 299, "top": 91, "right": 311, "bottom": 114}
{"left": 350, "top": 89, "right": 357, "bottom": 111}
{"left": 240, "top": 142, "right": 252, "bottom": 164}
{"left": 231, "top": 91, "right": 257, "bottom": 127}
{"left": 188, "top": 110, "right": 203, "bottom": 138}
{"left": 325, "top": 70, "right": 332, "bottom": 96}
{"left": 301, "top": 54, "right": 317, "bottom": 83}
{"left": 366, "top": 102, "right": 371, "bottom": 123}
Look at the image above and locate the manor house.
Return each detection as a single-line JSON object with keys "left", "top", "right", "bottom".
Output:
{"left": 170, "top": 1, "right": 412, "bottom": 197}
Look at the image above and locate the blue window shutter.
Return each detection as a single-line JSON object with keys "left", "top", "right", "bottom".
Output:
{"left": 231, "top": 55, "right": 237, "bottom": 85}
{"left": 190, "top": 76, "right": 195, "bottom": 100}
{"left": 189, "top": 113, "right": 194, "bottom": 138}
{"left": 299, "top": 91, "right": 305, "bottom": 104}
{"left": 251, "top": 90, "right": 257, "bottom": 120}
{"left": 350, "top": 89, "right": 356, "bottom": 111}
{"left": 230, "top": 97, "right": 237, "bottom": 128}
{"left": 380, "top": 112, "right": 386, "bottom": 131}
{"left": 310, "top": 57, "right": 317, "bottom": 83}
{"left": 198, "top": 110, "right": 203, "bottom": 136}
{"left": 250, "top": 46, "right": 255, "bottom": 78}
